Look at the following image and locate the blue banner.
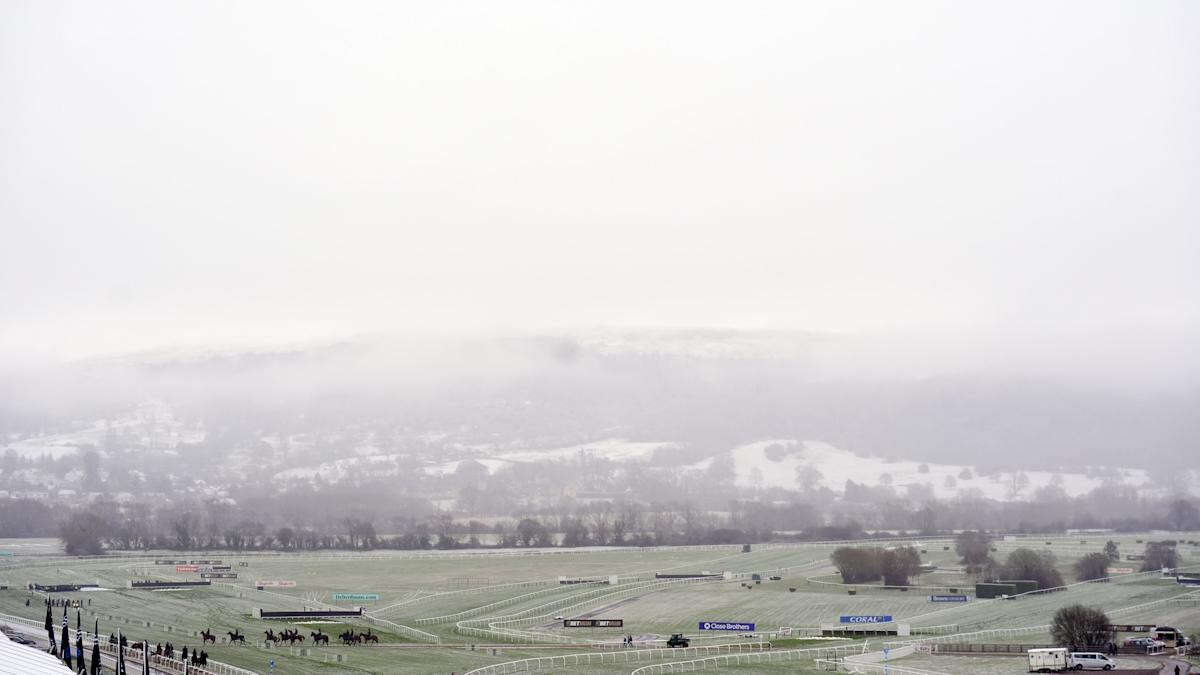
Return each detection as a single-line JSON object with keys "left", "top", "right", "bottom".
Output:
{"left": 839, "top": 615, "right": 892, "bottom": 623}
{"left": 929, "top": 594, "right": 968, "bottom": 602}
{"left": 699, "top": 621, "right": 755, "bottom": 631}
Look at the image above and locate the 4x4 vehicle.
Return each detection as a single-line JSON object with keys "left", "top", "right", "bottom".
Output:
{"left": 666, "top": 634, "right": 689, "bottom": 648}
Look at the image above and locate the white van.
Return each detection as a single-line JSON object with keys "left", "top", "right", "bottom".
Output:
{"left": 1069, "top": 652, "right": 1117, "bottom": 670}
{"left": 1028, "top": 647, "right": 1073, "bottom": 672}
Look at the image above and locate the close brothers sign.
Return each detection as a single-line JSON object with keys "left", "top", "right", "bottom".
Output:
{"left": 698, "top": 621, "right": 755, "bottom": 631}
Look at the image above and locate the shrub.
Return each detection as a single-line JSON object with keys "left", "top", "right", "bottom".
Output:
{"left": 955, "top": 531, "right": 993, "bottom": 566}
{"left": 1074, "top": 552, "right": 1110, "bottom": 582}
{"left": 998, "top": 548, "right": 1064, "bottom": 589}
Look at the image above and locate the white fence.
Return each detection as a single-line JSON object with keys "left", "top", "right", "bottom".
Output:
{"left": 101, "top": 643, "right": 252, "bottom": 675}
{"left": 461, "top": 642, "right": 771, "bottom": 675}
{"left": 888, "top": 624, "right": 1049, "bottom": 648}
{"left": 815, "top": 658, "right": 950, "bottom": 674}
{"left": 626, "top": 643, "right": 867, "bottom": 674}
{"left": 413, "top": 581, "right": 605, "bottom": 625}
{"left": 457, "top": 577, "right": 718, "bottom": 643}
{"left": 359, "top": 614, "right": 442, "bottom": 644}
{"left": 371, "top": 579, "right": 555, "bottom": 616}
{"left": 808, "top": 644, "right": 950, "bottom": 674}
{"left": 885, "top": 582, "right": 1200, "bottom": 652}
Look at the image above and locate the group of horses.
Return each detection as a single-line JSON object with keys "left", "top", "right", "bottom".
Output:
{"left": 264, "top": 628, "right": 329, "bottom": 645}
{"left": 265, "top": 627, "right": 378, "bottom": 646}
{"left": 127, "top": 625, "right": 377, "bottom": 657}
{"left": 262, "top": 627, "right": 377, "bottom": 646}
{"left": 337, "top": 628, "right": 380, "bottom": 645}
{"left": 200, "top": 628, "right": 244, "bottom": 645}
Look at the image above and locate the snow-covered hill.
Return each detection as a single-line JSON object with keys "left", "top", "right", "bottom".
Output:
{"left": 272, "top": 439, "right": 674, "bottom": 482}
{"left": 688, "top": 439, "right": 1154, "bottom": 500}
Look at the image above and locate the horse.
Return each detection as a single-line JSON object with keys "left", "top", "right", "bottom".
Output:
{"left": 360, "top": 630, "right": 379, "bottom": 644}
{"left": 310, "top": 630, "right": 329, "bottom": 645}
{"left": 130, "top": 641, "right": 144, "bottom": 651}
{"left": 282, "top": 628, "right": 305, "bottom": 645}
{"left": 338, "top": 630, "right": 361, "bottom": 645}
{"left": 263, "top": 629, "right": 278, "bottom": 644}
{"left": 227, "top": 630, "right": 245, "bottom": 644}
{"left": 201, "top": 629, "right": 216, "bottom": 645}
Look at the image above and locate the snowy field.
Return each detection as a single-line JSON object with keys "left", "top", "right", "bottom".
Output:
{"left": 3, "top": 393, "right": 1184, "bottom": 500}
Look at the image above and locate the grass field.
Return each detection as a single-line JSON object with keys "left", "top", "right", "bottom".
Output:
{"left": 0, "top": 534, "right": 1196, "bottom": 673}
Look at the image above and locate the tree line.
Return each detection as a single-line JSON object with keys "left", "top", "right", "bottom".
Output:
{"left": 0, "top": 486, "right": 1194, "bottom": 555}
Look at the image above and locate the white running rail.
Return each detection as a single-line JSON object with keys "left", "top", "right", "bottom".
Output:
{"left": 627, "top": 643, "right": 868, "bottom": 674}
{"left": 461, "top": 641, "right": 771, "bottom": 674}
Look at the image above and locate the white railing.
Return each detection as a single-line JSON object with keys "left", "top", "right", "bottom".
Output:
{"left": 461, "top": 642, "right": 771, "bottom": 674}
{"left": 413, "top": 581, "right": 605, "bottom": 625}
{"left": 815, "top": 657, "right": 950, "bottom": 674}
{"left": 104, "top": 638, "right": 256, "bottom": 675}
{"left": 458, "top": 577, "right": 718, "bottom": 643}
{"left": 807, "top": 644, "right": 951, "bottom": 674}
{"left": 895, "top": 566, "right": 1194, "bottom": 628}
{"left": 359, "top": 614, "right": 442, "bottom": 644}
{"left": 371, "top": 579, "right": 555, "bottom": 616}
{"left": 456, "top": 578, "right": 663, "bottom": 637}
{"left": 910, "top": 624, "right": 960, "bottom": 635}
{"left": 368, "top": 545, "right": 740, "bottom": 619}
{"left": 0, "top": 611, "right": 42, "bottom": 629}
{"left": 627, "top": 642, "right": 867, "bottom": 674}
{"left": 890, "top": 624, "right": 1049, "bottom": 647}
{"left": 210, "top": 581, "right": 342, "bottom": 610}
{"left": 1107, "top": 589, "right": 1200, "bottom": 617}
{"left": 886, "top": 584, "right": 1200, "bottom": 651}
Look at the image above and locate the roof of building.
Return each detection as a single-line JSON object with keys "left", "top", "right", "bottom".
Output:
{"left": 0, "top": 631, "right": 76, "bottom": 675}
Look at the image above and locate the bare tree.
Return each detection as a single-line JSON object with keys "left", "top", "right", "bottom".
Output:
{"left": 795, "top": 464, "right": 823, "bottom": 492}
{"left": 1005, "top": 471, "right": 1030, "bottom": 500}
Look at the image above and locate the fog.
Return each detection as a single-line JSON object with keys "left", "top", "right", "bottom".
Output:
{"left": 3, "top": 1, "right": 1198, "bottom": 364}
{"left": 1, "top": 3, "right": 1198, "bottom": 547}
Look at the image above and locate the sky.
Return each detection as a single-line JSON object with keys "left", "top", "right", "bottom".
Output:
{"left": 2, "top": 1, "right": 1198, "bottom": 362}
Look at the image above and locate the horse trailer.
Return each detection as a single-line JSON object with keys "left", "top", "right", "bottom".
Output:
{"left": 1028, "top": 647, "right": 1073, "bottom": 672}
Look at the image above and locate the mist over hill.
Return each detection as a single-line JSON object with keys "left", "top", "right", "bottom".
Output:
{"left": 2, "top": 329, "right": 1195, "bottom": 483}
